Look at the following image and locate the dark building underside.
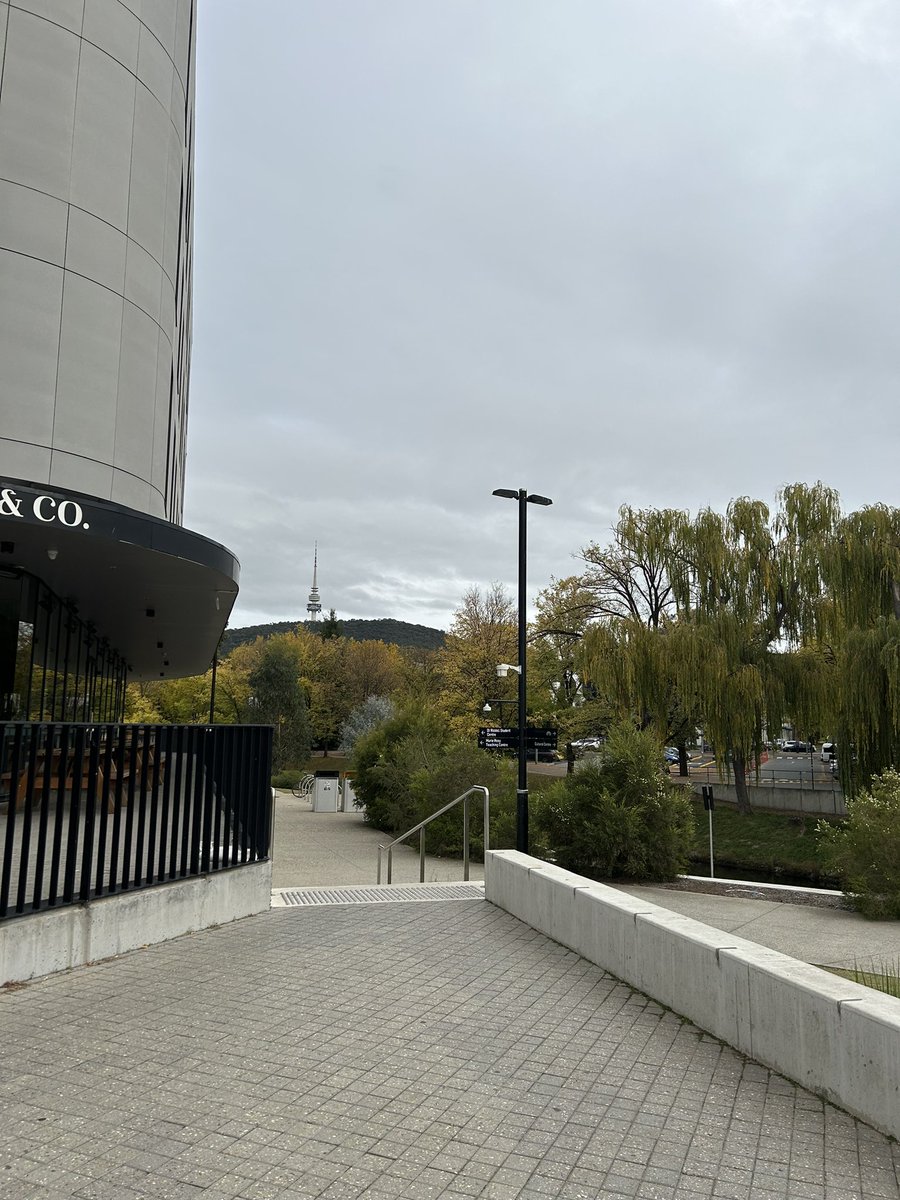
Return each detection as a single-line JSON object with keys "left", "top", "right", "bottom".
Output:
{"left": 0, "top": 479, "right": 238, "bottom": 719}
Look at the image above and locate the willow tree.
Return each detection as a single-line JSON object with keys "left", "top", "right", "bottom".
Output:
{"left": 819, "top": 504, "right": 900, "bottom": 793}
{"left": 580, "top": 505, "right": 680, "bottom": 627}
{"left": 582, "top": 486, "right": 840, "bottom": 811}
{"left": 661, "top": 484, "right": 840, "bottom": 811}
{"left": 578, "top": 507, "right": 697, "bottom": 772}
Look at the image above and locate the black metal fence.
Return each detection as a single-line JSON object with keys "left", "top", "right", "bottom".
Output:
{"left": 0, "top": 722, "right": 273, "bottom": 922}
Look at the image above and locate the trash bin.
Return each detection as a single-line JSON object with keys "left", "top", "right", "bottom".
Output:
{"left": 312, "top": 770, "right": 340, "bottom": 812}
{"left": 341, "top": 774, "right": 357, "bottom": 812}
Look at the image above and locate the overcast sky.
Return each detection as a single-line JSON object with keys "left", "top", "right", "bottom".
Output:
{"left": 184, "top": 0, "right": 900, "bottom": 633}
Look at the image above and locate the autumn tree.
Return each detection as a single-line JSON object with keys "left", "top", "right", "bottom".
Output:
{"left": 248, "top": 639, "right": 311, "bottom": 770}
{"left": 434, "top": 585, "right": 518, "bottom": 739}
{"left": 530, "top": 578, "right": 609, "bottom": 747}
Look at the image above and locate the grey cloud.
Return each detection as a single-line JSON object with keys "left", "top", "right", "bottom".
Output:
{"left": 186, "top": 0, "right": 900, "bottom": 631}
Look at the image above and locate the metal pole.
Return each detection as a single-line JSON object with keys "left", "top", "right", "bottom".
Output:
{"left": 209, "top": 654, "right": 217, "bottom": 725}
{"left": 517, "top": 488, "right": 528, "bottom": 854}
{"left": 709, "top": 806, "right": 714, "bottom": 878}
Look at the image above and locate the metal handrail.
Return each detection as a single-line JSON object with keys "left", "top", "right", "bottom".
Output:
{"left": 376, "top": 785, "right": 489, "bottom": 884}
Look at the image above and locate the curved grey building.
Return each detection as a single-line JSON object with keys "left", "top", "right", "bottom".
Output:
{"left": 0, "top": 0, "right": 237, "bottom": 717}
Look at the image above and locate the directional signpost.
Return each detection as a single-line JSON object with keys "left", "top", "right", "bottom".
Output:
{"left": 478, "top": 727, "right": 558, "bottom": 758}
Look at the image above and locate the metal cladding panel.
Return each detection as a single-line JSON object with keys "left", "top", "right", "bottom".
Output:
{"left": 0, "top": 0, "right": 196, "bottom": 525}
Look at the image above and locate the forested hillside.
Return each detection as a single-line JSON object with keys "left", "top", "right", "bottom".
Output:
{"left": 221, "top": 618, "right": 445, "bottom": 655}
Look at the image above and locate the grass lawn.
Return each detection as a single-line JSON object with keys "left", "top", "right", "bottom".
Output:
{"left": 823, "top": 963, "right": 900, "bottom": 999}
{"left": 689, "top": 797, "right": 840, "bottom": 885}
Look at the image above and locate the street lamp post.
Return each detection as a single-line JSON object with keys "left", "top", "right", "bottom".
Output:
{"left": 483, "top": 699, "right": 515, "bottom": 724}
{"left": 492, "top": 487, "right": 552, "bottom": 853}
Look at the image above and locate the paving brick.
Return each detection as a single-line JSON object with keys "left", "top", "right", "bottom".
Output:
{"left": 2, "top": 902, "right": 899, "bottom": 1199}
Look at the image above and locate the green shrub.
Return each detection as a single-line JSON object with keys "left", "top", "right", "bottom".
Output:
{"left": 350, "top": 707, "right": 533, "bottom": 859}
{"left": 534, "top": 724, "right": 695, "bottom": 881}
{"left": 818, "top": 769, "right": 900, "bottom": 919}
{"left": 271, "top": 769, "right": 300, "bottom": 790}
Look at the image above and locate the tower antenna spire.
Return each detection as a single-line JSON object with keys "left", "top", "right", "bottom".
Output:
{"left": 306, "top": 543, "right": 322, "bottom": 622}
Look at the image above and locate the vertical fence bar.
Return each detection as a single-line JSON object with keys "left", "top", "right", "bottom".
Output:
{"left": 78, "top": 727, "right": 100, "bottom": 903}
{"left": 144, "top": 725, "right": 162, "bottom": 884}
{"left": 236, "top": 726, "right": 250, "bottom": 863}
{"left": 62, "top": 725, "right": 85, "bottom": 903}
{"left": 94, "top": 726, "right": 114, "bottom": 895}
{"left": 120, "top": 726, "right": 140, "bottom": 890}
{"left": 181, "top": 726, "right": 198, "bottom": 877}
{"left": 31, "top": 723, "right": 54, "bottom": 911}
{"left": 14, "top": 723, "right": 41, "bottom": 914}
{"left": 131, "top": 725, "right": 151, "bottom": 887}
{"left": 170, "top": 725, "right": 187, "bottom": 878}
{"left": 210, "top": 726, "right": 225, "bottom": 870}
{"left": 199, "top": 728, "right": 215, "bottom": 873}
{"left": 224, "top": 724, "right": 240, "bottom": 867}
{"left": 107, "top": 724, "right": 127, "bottom": 893}
{"left": 47, "top": 723, "right": 71, "bottom": 906}
{"left": 0, "top": 723, "right": 24, "bottom": 919}
{"left": 152, "top": 724, "right": 173, "bottom": 883}
{"left": 419, "top": 827, "right": 425, "bottom": 883}
{"left": 257, "top": 727, "right": 273, "bottom": 860}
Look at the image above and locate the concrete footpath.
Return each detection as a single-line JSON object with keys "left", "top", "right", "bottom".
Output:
{"left": 1, "top": 794, "right": 899, "bottom": 1199}
{"left": 274, "top": 792, "right": 900, "bottom": 973}
{"left": 271, "top": 793, "right": 484, "bottom": 887}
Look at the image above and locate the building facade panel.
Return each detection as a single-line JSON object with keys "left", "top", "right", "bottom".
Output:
{"left": 13, "top": 0, "right": 84, "bottom": 35}
{"left": 0, "top": 178, "right": 68, "bottom": 265}
{"left": 0, "top": 250, "right": 63, "bottom": 437}
{"left": 0, "top": 10, "right": 79, "bottom": 200}
{"left": 0, "top": 0, "right": 229, "bottom": 706}
{"left": 0, "top": 0, "right": 194, "bottom": 525}
{"left": 64, "top": 205, "right": 128, "bottom": 294}
{"left": 69, "top": 41, "right": 136, "bottom": 231}
{"left": 82, "top": 0, "right": 140, "bottom": 72}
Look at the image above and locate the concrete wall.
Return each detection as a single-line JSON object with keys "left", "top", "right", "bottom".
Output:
{"left": 0, "top": 0, "right": 196, "bottom": 521}
{"left": 0, "top": 860, "right": 271, "bottom": 986}
{"left": 701, "top": 782, "right": 846, "bottom": 817}
{"left": 485, "top": 851, "right": 900, "bottom": 1140}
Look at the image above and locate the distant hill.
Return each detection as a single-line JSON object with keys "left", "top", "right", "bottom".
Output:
{"left": 220, "top": 618, "right": 446, "bottom": 656}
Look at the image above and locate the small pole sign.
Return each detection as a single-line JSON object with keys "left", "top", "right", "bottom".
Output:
{"left": 701, "top": 785, "right": 715, "bottom": 877}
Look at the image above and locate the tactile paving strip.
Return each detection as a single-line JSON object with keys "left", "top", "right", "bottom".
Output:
{"left": 272, "top": 882, "right": 485, "bottom": 907}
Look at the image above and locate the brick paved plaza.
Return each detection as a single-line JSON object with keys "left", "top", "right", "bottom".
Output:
{"left": 2, "top": 897, "right": 899, "bottom": 1200}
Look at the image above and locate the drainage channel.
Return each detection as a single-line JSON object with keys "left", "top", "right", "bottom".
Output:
{"left": 272, "top": 882, "right": 485, "bottom": 907}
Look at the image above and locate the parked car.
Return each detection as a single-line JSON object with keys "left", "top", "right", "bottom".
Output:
{"left": 782, "top": 740, "right": 815, "bottom": 753}
{"left": 571, "top": 736, "right": 603, "bottom": 754}
{"left": 663, "top": 747, "right": 680, "bottom": 765}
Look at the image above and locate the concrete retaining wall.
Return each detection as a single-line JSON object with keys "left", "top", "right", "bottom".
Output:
{"left": 0, "top": 861, "right": 272, "bottom": 987}
{"left": 699, "top": 782, "right": 846, "bottom": 817}
{"left": 485, "top": 851, "right": 900, "bottom": 1140}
